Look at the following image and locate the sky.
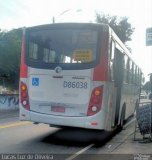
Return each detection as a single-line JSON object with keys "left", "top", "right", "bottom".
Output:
{"left": 0, "top": 0, "right": 152, "bottom": 81}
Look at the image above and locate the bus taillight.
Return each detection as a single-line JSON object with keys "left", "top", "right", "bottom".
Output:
{"left": 87, "top": 86, "right": 103, "bottom": 116}
{"left": 20, "top": 81, "right": 30, "bottom": 110}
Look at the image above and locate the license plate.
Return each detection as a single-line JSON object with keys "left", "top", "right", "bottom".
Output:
{"left": 51, "top": 106, "right": 65, "bottom": 113}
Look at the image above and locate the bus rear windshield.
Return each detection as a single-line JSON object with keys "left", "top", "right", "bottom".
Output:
{"left": 26, "top": 28, "right": 99, "bottom": 69}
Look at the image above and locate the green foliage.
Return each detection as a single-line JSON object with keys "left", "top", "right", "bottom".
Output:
{"left": 0, "top": 28, "right": 22, "bottom": 90}
{"left": 96, "top": 12, "right": 135, "bottom": 43}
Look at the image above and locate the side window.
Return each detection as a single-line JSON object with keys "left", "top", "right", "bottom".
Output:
{"left": 129, "top": 60, "right": 132, "bottom": 84}
{"left": 29, "top": 43, "right": 38, "bottom": 60}
{"left": 126, "top": 58, "right": 130, "bottom": 83}
{"left": 132, "top": 63, "right": 136, "bottom": 84}
{"left": 113, "top": 48, "right": 124, "bottom": 85}
{"left": 134, "top": 66, "right": 137, "bottom": 85}
{"left": 43, "top": 48, "right": 50, "bottom": 63}
{"left": 43, "top": 49, "right": 57, "bottom": 63}
{"left": 49, "top": 50, "right": 56, "bottom": 62}
{"left": 131, "top": 63, "right": 135, "bottom": 84}
{"left": 109, "top": 41, "right": 115, "bottom": 81}
{"left": 124, "top": 55, "right": 128, "bottom": 83}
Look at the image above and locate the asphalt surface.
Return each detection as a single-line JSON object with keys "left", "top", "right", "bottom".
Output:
{"left": 1, "top": 109, "right": 152, "bottom": 160}
{"left": 0, "top": 109, "right": 19, "bottom": 119}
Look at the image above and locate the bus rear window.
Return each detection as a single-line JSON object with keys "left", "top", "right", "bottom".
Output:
{"left": 27, "top": 29, "right": 98, "bottom": 67}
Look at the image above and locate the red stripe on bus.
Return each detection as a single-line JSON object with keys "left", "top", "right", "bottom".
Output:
{"left": 93, "top": 53, "right": 108, "bottom": 81}
{"left": 20, "top": 31, "right": 28, "bottom": 78}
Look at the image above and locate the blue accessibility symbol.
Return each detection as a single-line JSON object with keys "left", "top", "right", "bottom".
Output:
{"left": 32, "top": 78, "right": 39, "bottom": 86}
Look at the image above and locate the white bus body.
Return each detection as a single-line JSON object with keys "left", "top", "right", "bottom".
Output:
{"left": 19, "top": 23, "right": 142, "bottom": 131}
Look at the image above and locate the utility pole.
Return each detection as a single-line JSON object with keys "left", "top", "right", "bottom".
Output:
{"left": 52, "top": 9, "right": 82, "bottom": 24}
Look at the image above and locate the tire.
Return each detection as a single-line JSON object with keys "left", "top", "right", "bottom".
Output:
{"left": 136, "top": 104, "right": 152, "bottom": 135}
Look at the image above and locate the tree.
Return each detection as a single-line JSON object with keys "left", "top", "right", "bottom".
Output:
{"left": 0, "top": 28, "right": 22, "bottom": 90}
{"left": 95, "top": 12, "right": 135, "bottom": 44}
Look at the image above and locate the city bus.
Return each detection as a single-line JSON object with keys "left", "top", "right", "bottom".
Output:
{"left": 19, "top": 23, "right": 142, "bottom": 131}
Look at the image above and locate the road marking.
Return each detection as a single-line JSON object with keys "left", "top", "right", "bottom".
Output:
{"left": 124, "top": 118, "right": 135, "bottom": 129}
{"left": 66, "top": 144, "right": 94, "bottom": 160}
{"left": 0, "top": 121, "right": 31, "bottom": 129}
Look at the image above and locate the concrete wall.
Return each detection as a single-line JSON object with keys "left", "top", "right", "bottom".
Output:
{"left": 0, "top": 94, "right": 19, "bottom": 110}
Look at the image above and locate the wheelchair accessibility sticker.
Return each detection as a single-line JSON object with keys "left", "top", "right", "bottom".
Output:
{"left": 32, "top": 78, "right": 39, "bottom": 86}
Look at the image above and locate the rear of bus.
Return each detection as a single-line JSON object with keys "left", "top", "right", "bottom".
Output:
{"left": 19, "top": 23, "right": 109, "bottom": 130}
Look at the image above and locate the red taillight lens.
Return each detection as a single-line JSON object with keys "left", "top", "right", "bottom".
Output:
{"left": 87, "top": 86, "right": 103, "bottom": 116}
{"left": 92, "top": 95, "right": 100, "bottom": 104}
{"left": 20, "top": 81, "right": 30, "bottom": 110}
{"left": 21, "top": 92, "right": 28, "bottom": 98}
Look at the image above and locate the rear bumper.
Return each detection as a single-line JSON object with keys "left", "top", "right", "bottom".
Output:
{"left": 20, "top": 106, "right": 106, "bottom": 130}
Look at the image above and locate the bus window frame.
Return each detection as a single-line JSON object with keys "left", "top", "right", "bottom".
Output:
{"left": 24, "top": 24, "right": 104, "bottom": 70}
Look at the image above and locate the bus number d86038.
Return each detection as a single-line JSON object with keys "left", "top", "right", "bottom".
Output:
{"left": 63, "top": 81, "right": 87, "bottom": 89}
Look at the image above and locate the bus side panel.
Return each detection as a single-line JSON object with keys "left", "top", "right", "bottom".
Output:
{"left": 121, "top": 83, "right": 139, "bottom": 120}
{"left": 101, "top": 82, "right": 117, "bottom": 131}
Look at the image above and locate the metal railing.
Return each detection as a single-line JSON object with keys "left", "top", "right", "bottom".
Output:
{"left": 134, "top": 101, "right": 152, "bottom": 142}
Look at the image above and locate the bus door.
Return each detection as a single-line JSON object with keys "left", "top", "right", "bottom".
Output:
{"left": 113, "top": 49, "right": 124, "bottom": 126}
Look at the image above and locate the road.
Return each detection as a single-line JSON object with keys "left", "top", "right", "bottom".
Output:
{"left": 0, "top": 110, "right": 152, "bottom": 160}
